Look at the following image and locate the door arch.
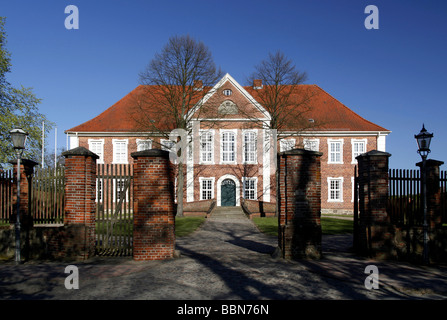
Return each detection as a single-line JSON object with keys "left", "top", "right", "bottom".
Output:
{"left": 217, "top": 174, "right": 240, "bottom": 206}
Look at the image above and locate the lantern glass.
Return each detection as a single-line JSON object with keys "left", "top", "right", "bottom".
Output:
{"left": 9, "top": 128, "right": 28, "bottom": 150}
{"left": 415, "top": 124, "right": 433, "bottom": 156}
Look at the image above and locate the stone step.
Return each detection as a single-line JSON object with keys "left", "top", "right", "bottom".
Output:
{"left": 210, "top": 206, "right": 247, "bottom": 220}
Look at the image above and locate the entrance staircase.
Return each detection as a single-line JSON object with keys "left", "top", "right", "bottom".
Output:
{"left": 209, "top": 206, "right": 248, "bottom": 220}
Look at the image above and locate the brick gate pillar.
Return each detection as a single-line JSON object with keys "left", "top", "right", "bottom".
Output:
{"left": 62, "top": 147, "right": 98, "bottom": 260}
{"left": 277, "top": 149, "right": 323, "bottom": 260}
{"left": 131, "top": 149, "right": 175, "bottom": 261}
{"left": 9, "top": 159, "right": 39, "bottom": 228}
{"left": 416, "top": 159, "right": 444, "bottom": 229}
{"left": 356, "top": 150, "right": 391, "bottom": 259}
{"left": 416, "top": 159, "right": 444, "bottom": 262}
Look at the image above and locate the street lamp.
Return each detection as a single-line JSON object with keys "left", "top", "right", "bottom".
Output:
{"left": 415, "top": 124, "right": 433, "bottom": 265}
{"left": 415, "top": 124, "right": 433, "bottom": 160}
{"left": 9, "top": 127, "right": 28, "bottom": 265}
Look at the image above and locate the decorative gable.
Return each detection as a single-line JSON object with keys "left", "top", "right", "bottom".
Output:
{"left": 187, "top": 73, "right": 271, "bottom": 122}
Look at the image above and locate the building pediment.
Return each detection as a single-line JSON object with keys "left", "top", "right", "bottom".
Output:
{"left": 187, "top": 73, "right": 271, "bottom": 122}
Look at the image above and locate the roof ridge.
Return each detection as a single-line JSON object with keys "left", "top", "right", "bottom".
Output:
{"left": 65, "top": 85, "right": 145, "bottom": 133}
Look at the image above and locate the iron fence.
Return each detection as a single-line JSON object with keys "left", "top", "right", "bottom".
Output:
{"left": 0, "top": 169, "right": 14, "bottom": 225}
{"left": 31, "top": 166, "right": 65, "bottom": 224}
{"left": 387, "top": 169, "right": 422, "bottom": 226}
{"left": 441, "top": 170, "right": 447, "bottom": 225}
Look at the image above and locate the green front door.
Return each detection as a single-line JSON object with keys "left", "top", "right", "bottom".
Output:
{"left": 221, "top": 179, "right": 236, "bottom": 206}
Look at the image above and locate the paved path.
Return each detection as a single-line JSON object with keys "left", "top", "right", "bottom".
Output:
{"left": 1, "top": 207, "right": 447, "bottom": 300}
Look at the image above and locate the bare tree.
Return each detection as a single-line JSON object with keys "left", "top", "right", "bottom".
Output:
{"left": 246, "top": 50, "right": 319, "bottom": 135}
{"left": 245, "top": 51, "right": 321, "bottom": 216}
{"left": 133, "top": 35, "right": 223, "bottom": 216}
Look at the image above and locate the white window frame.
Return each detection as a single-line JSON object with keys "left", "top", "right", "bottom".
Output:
{"left": 199, "top": 130, "right": 214, "bottom": 164}
{"left": 327, "top": 177, "right": 344, "bottom": 202}
{"left": 328, "top": 139, "right": 343, "bottom": 164}
{"left": 303, "top": 138, "right": 320, "bottom": 152}
{"left": 243, "top": 177, "right": 258, "bottom": 200}
{"left": 351, "top": 138, "right": 367, "bottom": 164}
{"left": 220, "top": 129, "right": 237, "bottom": 164}
{"left": 279, "top": 138, "right": 296, "bottom": 152}
{"left": 242, "top": 130, "right": 257, "bottom": 164}
{"left": 160, "top": 139, "right": 175, "bottom": 151}
{"left": 113, "top": 178, "right": 130, "bottom": 203}
{"left": 95, "top": 178, "right": 103, "bottom": 203}
{"left": 88, "top": 139, "right": 104, "bottom": 164}
{"left": 112, "top": 139, "right": 128, "bottom": 164}
{"left": 199, "top": 177, "right": 215, "bottom": 200}
{"left": 160, "top": 138, "right": 176, "bottom": 163}
{"left": 136, "top": 139, "right": 152, "bottom": 151}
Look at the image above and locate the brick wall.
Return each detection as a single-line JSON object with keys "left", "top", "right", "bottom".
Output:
{"left": 59, "top": 147, "right": 98, "bottom": 260}
{"left": 277, "top": 149, "right": 322, "bottom": 260}
{"left": 356, "top": 150, "right": 392, "bottom": 259}
{"left": 131, "top": 149, "right": 176, "bottom": 261}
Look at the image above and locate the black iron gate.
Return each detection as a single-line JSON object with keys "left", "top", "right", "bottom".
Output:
{"left": 95, "top": 164, "right": 133, "bottom": 256}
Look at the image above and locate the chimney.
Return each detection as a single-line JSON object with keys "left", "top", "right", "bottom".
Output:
{"left": 193, "top": 80, "right": 203, "bottom": 91}
{"left": 253, "top": 79, "right": 263, "bottom": 90}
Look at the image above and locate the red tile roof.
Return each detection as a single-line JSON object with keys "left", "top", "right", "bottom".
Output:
{"left": 66, "top": 84, "right": 389, "bottom": 133}
{"left": 245, "top": 84, "right": 389, "bottom": 132}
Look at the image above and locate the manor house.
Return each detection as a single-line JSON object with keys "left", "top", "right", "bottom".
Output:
{"left": 65, "top": 74, "right": 390, "bottom": 215}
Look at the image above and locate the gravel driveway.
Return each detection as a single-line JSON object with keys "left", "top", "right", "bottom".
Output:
{"left": 1, "top": 211, "right": 447, "bottom": 301}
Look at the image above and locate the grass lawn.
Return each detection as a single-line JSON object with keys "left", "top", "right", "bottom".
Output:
{"left": 94, "top": 216, "right": 207, "bottom": 238}
{"left": 252, "top": 217, "right": 278, "bottom": 236}
{"left": 3, "top": 215, "right": 356, "bottom": 238}
{"left": 175, "top": 216, "right": 206, "bottom": 237}
{"left": 96, "top": 220, "right": 133, "bottom": 236}
{"left": 252, "top": 216, "right": 354, "bottom": 236}
{"left": 320, "top": 217, "right": 353, "bottom": 235}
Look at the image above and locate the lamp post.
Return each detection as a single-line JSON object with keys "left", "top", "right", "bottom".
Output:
{"left": 415, "top": 124, "right": 433, "bottom": 265}
{"left": 9, "top": 127, "right": 28, "bottom": 265}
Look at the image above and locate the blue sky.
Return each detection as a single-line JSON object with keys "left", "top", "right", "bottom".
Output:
{"left": 2, "top": 0, "right": 447, "bottom": 169}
